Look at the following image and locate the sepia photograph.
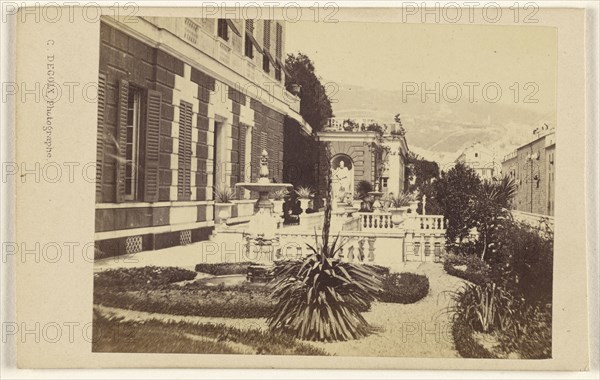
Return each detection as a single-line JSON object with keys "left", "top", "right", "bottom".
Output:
{"left": 4, "top": 2, "right": 595, "bottom": 374}
{"left": 90, "top": 13, "right": 556, "bottom": 359}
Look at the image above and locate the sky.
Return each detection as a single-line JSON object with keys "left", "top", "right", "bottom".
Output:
{"left": 285, "top": 21, "right": 557, "bottom": 163}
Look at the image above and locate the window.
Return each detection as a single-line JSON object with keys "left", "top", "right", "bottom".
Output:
{"left": 217, "top": 19, "right": 228, "bottom": 41}
{"left": 275, "top": 64, "right": 281, "bottom": 81}
{"left": 474, "top": 152, "right": 478, "bottom": 158}
{"left": 177, "top": 101, "right": 193, "bottom": 200}
{"left": 116, "top": 80, "right": 162, "bottom": 203}
{"left": 244, "top": 20, "right": 254, "bottom": 58}
{"left": 262, "top": 53, "right": 270, "bottom": 73}
{"left": 263, "top": 20, "right": 271, "bottom": 73}
{"left": 124, "top": 86, "right": 141, "bottom": 199}
{"left": 275, "top": 23, "right": 283, "bottom": 59}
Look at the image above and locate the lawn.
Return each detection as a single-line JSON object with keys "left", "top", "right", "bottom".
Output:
{"left": 92, "top": 310, "right": 328, "bottom": 355}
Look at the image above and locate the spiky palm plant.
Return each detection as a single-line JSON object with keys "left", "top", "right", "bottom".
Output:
{"left": 267, "top": 143, "right": 381, "bottom": 342}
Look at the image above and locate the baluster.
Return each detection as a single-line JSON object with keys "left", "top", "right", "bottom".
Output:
{"left": 338, "top": 245, "right": 345, "bottom": 261}
{"left": 347, "top": 244, "right": 355, "bottom": 262}
{"left": 368, "top": 215, "right": 373, "bottom": 229}
{"left": 368, "top": 236, "right": 376, "bottom": 261}
{"left": 358, "top": 239, "right": 365, "bottom": 261}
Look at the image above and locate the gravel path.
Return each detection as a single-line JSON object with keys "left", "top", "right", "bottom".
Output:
{"left": 95, "top": 262, "right": 465, "bottom": 357}
{"left": 311, "top": 261, "right": 466, "bottom": 357}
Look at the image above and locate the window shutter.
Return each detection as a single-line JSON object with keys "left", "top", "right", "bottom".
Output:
{"left": 177, "top": 101, "right": 193, "bottom": 200}
{"left": 115, "top": 79, "right": 129, "bottom": 203}
{"left": 143, "top": 89, "right": 162, "bottom": 202}
{"left": 275, "top": 23, "right": 282, "bottom": 59}
{"left": 263, "top": 20, "right": 270, "bottom": 50}
{"left": 96, "top": 73, "right": 107, "bottom": 202}
{"left": 238, "top": 124, "right": 246, "bottom": 198}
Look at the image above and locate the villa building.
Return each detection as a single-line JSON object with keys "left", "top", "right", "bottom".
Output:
{"left": 317, "top": 118, "right": 410, "bottom": 202}
{"left": 94, "top": 16, "right": 312, "bottom": 257}
{"left": 501, "top": 124, "right": 556, "bottom": 216}
{"left": 455, "top": 142, "right": 499, "bottom": 180}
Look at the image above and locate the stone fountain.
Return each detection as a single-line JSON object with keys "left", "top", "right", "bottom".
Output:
{"left": 236, "top": 149, "right": 293, "bottom": 261}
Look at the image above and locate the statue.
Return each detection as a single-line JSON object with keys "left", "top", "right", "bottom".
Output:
{"left": 332, "top": 159, "right": 351, "bottom": 202}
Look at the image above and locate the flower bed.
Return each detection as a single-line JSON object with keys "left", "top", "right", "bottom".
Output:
{"left": 94, "top": 266, "right": 429, "bottom": 322}
{"left": 94, "top": 266, "right": 197, "bottom": 289}
{"left": 378, "top": 273, "right": 429, "bottom": 304}
{"left": 443, "top": 254, "right": 491, "bottom": 286}
{"left": 194, "top": 262, "right": 256, "bottom": 276}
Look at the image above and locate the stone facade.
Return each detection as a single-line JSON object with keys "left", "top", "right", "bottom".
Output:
{"left": 455, "top": 142, "right": 499, "bottom": 180}
{"left": 94, "top": 17, "right": 308, "bottom": 258}
{"left": 501, "top": 130, "right": 556, "bottom": 216}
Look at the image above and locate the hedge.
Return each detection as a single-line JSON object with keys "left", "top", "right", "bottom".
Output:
{"left": 443, "top": 254, "right": 491, "bottom": 286}
{"left": 378, "top": 273, "right": 429, "bottom": 304}
{"left": 94, "top": 266, "right": 197, "bottom": 289}
{"left": 194, "top": 262, "right": 256, "bottom": 276}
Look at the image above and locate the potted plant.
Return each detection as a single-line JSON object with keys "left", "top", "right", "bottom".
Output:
{"left": 271, "top": 189, "right": 289, "bottom": 216}
{"left": 408, "top": 192, "right": 420, "bottom": 214}
{"left": 213, "top": 185, "right": 236, "bottom": 224}
{"left": 295, "top": 186, "right": 313, "bottom": 213}
{"left": 388, "top": 193, "right": 412, "bottom": 226}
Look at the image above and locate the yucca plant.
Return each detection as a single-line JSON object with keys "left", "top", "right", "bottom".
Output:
{"left": 295, "top": 186, "right": 314, "bottom": 199}
{"left": 272, "top": 189, "right": 289, "bottom": 201}
{"left": 267, "top": 143, "right": 381, "bottom": 342}
{"left": 213, "top": 185, "right": 236, "bottom": 203}
{"left": 389, "top": 192, "right": 413, "bottom": 208}
{"left": 448, "top": 282, "right": 515, "bottom": 333}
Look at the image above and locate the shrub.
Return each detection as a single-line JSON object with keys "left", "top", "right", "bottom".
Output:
{"left": 355, "top": 180, "right": 373, "bottom": 199}
{"left": 489, "top": 220, "right": 553, "bottom": 304}
{"left": 444, "top": 254, "right": 491, "bottom": 286}
{"left": 498, "top": 302, "right": 552, "bottom": 359}
{"left": 94, "top": 266, "right": 197, "bottom": 289}
{"left": 194, "top": 262, "right": 255, "bottom": 276}
{"left": 450, "top": 283, "right": 515, "bottom": 334}
{"left": 94, "top": 281, "right": 274, "bottom": 318}
{"left": 378, "top": 273, "right": 429, "bottom": 304}
{"left": 267, "top": 235, "right": 381, "bottom": 342}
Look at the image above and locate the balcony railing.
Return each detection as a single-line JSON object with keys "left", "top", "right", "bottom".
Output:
{"left": 356, "top": 212, "right": 446, "bottom": 232}
{"left": 325, "top": 118, "right": 403, "bottom": 133}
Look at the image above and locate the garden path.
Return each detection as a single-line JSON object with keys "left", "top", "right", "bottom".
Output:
{"left": 311, "top": 261, "right": 466, "bottom": 358}
{"left": 94, "top": 261, "right": 465, "bottom": 358}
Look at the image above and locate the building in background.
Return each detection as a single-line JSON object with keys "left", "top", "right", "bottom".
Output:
{"left": 455, "top": 142, "right": 499, "bottom": 180}
{"left": 501, "top": 124, "right": 555, "bottom": 216}
{"left": 317, "top": 118, "right": 410, "bottom": 203}
{"left": 94, "top": 16, "right": 311, "bottom": 257}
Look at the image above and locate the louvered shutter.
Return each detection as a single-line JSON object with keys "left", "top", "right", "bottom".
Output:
{"left": 115, "top": 79, "right": 129, "bottom": 203}
{"left": 275, "top": 23, "right": 282, "bottom": 59}
{"left": 96, "top": 73, "right": 107, "bottom": 202}
{"left": 238, "top": 124, "right": 246, "bottom": 198}
{"left": 177, "top": 101, "right": 193, "bottom": 200}
{"left": 143, "top": 90, "right": 162, "bottom": 202}
{"left": 263, "top": 20, "right": 270, "bottom": 50}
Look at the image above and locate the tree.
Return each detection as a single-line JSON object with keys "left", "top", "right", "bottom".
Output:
{"left": 405, "top": 152, "right": 440, "bottom": 193}
{"left": 267, "top": 143, "right": 380, "bottom": 341}
{"left": 285, "top": 53, "right": 334, "bottom": 131}
{"left": 468, "top": 176, "right": 517, "bottom": 260}
{"left": 433, "top": 162, "right": 481, "bottom": 244}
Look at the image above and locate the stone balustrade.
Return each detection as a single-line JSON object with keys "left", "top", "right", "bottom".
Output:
{"left": 356, "top": 212, "right": 446, "bottom": 232}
